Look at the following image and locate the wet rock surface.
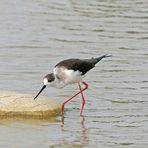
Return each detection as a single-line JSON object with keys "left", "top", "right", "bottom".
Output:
{"left": 0, "top": 91, "right": 61, "bottom": 119}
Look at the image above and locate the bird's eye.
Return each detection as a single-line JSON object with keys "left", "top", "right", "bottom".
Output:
{"left": 48, "top": 79, "right": 52, "bottom": 82}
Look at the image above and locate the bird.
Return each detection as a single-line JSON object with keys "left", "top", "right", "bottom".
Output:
{"left": 34, "top": 54, "right": 111, "bottom": 116}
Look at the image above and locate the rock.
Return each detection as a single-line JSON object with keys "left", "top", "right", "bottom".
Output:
{"left": 0, "top": 91, "right": 61, "bottom": 119}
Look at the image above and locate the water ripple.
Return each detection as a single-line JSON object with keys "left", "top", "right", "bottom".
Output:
{"left": 0, "top": 0, "right": 148, "bottom": 147}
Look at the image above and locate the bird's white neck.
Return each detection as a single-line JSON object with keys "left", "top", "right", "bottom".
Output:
{"left": 50, "top": 77, "right": 67, "bottom": 89}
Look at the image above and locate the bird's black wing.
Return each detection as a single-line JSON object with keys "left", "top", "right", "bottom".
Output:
{"left": 55, "top": 59, "right": 94, "bottom": 75}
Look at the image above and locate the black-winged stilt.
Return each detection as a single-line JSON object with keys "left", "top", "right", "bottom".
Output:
{"left": 34, "top": 54, "right": 111, "bottom": 116}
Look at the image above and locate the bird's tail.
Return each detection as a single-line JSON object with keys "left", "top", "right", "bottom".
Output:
{"left": 90, "top": 54, "right": 112, "bottom": 65}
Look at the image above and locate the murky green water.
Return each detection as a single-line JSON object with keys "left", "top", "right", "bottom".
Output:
{"left": 0, "top": 0, "right": 148, "bottom": 147}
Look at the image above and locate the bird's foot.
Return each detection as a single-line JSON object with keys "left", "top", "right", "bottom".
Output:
{"left": 61, "top": 104, "right": 65, "bottom": 116}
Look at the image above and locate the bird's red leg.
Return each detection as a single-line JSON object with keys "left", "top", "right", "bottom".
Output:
{"left": 79, "top": 83, "right": 85, "bottom": 116}
{"left": 61, "top": 81, "right": 88, "bottom": 115}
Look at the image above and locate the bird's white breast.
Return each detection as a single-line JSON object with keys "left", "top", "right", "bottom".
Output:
{"left": 64, "top": 69, "right": 84, "bottom": 83}
{"left": 53, "top": 67, "right": 84, "bottom": 87}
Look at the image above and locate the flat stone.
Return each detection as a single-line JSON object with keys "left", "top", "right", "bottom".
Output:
{"left": 0, "top": 91, "right": 61, "bottom": 119}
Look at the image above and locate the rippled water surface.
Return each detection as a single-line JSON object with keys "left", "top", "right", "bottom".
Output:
{"left": 0, "top": 0, "right": 148, "bottom": 147}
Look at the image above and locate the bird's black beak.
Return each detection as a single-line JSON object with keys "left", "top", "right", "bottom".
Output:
{"left": 34, "top": 85, "right": 46, "bottom": 100}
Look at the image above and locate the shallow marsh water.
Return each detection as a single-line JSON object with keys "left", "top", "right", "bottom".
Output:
{"left": 0, "top": 0, "right": 148, "bottom": 147}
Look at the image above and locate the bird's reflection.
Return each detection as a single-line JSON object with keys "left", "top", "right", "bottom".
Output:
{"left": 61, "top": 115, "right": 86, "bottom": 129}
{"left": 60, "top": 115, "right": 88, "bottom": 146}
{"left": 61, "top": 115, "right": 65, "bottom": 128}
{"left": 80, "top": 115, "right": 86, "bottom": 129}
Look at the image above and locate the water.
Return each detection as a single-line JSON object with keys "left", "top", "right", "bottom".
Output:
{"left": 0, "top": 0, "right": 148, "bottom": 147}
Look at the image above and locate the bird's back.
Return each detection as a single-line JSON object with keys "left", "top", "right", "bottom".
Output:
{"left": 55, "top": 58, "right": 94, "bottom": 75}
{"left": 55, "top": 55, "right": 111, "bottom": 75}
